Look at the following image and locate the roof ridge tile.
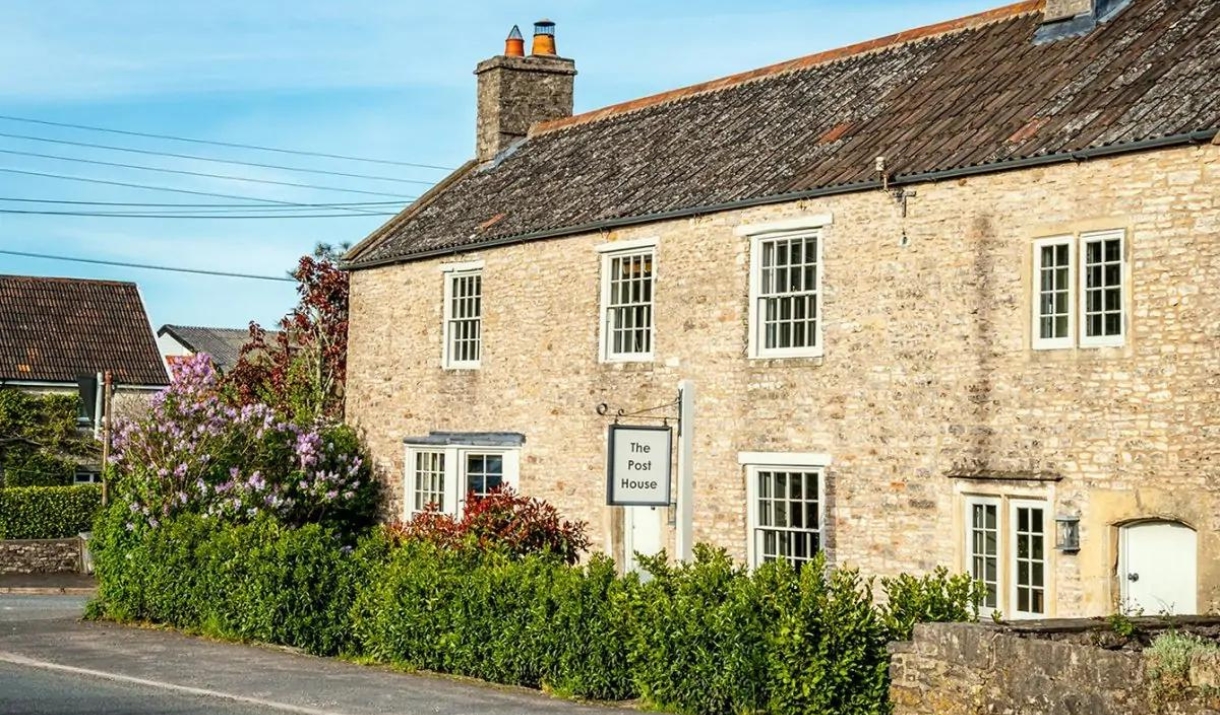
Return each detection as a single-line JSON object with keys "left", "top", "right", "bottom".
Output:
{"left": 532, "top": 0, "right": 1044, "bottom": 136}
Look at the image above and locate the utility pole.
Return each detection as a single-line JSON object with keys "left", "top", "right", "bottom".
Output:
{"left": 99, "top": 371, "right": 113, "bottom": 507}
{"left": 676, "top": 380, "right": 695, "bottom": 563}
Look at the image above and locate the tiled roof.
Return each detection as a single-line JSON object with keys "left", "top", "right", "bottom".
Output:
{"left": 0, "top": 275, "right": 169, "bottom": 386}
{"left": 347, "top": 0, "right": 1220, "bottom": 267}
{"left": 158, "top": 324, "right": 272, "bottom": 372}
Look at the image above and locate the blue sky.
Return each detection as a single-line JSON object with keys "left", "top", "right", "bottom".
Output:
{"left": 0, "top": 0, "right": 997, "bottom": 330}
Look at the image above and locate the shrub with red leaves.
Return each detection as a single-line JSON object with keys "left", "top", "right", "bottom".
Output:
{"left": 387, "top": 488, "right": 591, "bottom": 564}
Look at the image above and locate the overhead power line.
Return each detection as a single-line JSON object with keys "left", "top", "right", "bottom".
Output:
{"left": 0, "top": 115, "right": 457, "bottom": 172}
{"left": 0, "top": 209, "right": 395, "bottom": 219}
{"left": 0, "top": 167, "right": 412, "bottom": 215}
{"left": 0, "top": 131, "right": 437, "bottom": 185}
{"left": 0, "top": 249, "right": 296, "bottom": 283}
{"left": 0, "top": 197, "right": 404, "bottom": 209}
{"left": 0, "top": 148, "right": 418, "bottom": 197}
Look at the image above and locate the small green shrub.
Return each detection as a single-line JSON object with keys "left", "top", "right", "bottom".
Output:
{"left": 544, "top": 554, "right": 635, "bottom": 700}
{"left": 768, "top": 556, "right": 891, "bottom": 715}
{"left": 0, "top": 484, "right": 102, "bottom": 539}
{"left": 1, "top": 449, "right": 76, "bottom": 487}
{"left": 625, "top": 546, "right": 775, "bottom": 714}
{"left": 89, "top": 504, "right": 371, "bottom": 657}
{"left": 880, "top": 566, "right": 984, "bottom": 641}
{"left": 1146, "top": 631, "right": 1220, "bottom": 701}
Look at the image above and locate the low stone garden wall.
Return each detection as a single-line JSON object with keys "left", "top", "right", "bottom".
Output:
{"left": 890, "top": 618, "right": 1220, "bottom": 715}
{"left": 0, "top": 537, "right": 83, "bottom": 574}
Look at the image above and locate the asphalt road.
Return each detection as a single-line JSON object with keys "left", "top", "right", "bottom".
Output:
{"left": 0, "top": 660, "right": 296, "bottom": 715}
{"left": 0, "top": 595, "right": 633, "bottom": 715}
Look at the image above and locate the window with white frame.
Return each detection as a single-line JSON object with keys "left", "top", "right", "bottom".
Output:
{"left": 750, "top": 230, "right": 822, "bottom": 358}
{"left": 599, "top": 244, "right": 655, "bottom": 361}
{"left": 404, "top": 443, "right": 519, "bottom": 518}
{"left": 1012, "top": 501, "right": 1047, "bottom": 617}
{"left": 1081, "top": 231, "right": 1125, "bottom": 346}
{"left": 1033, "top": 237, "right": 1073, "bottom": 349}
{"left": 1032, "top": 229, "right": 1125, "bottom": 350}
{"left": 411, "top": 451, "right": 446, "bottom": 513}
{"left": 443, "top": 266, "right": 482, "bottom": 368}
{"left": 463, "top": 452, "right": 505, "bottom": 499}
{"left": 742, "top": 453, "right": 828, "bottom": 570}
{"left": 964, "top": 495, "right": 1048, "bottom": 618}
{"left": 967, "top": 498, "right": 1000, "bottom": 611}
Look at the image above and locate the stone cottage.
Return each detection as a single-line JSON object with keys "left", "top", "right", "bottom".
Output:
{"left": 0, "top": 274, "right": 169, "bottom": 483}
{"left": 343, "top": 0, "right": 1220, "bottom": 619}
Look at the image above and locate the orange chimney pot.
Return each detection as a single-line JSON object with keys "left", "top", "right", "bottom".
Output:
{"left": 531, "top": 19, "right": 557, "bottom": 56}
{"left": 504, "top": 25, "right": 525, "bottom": 57}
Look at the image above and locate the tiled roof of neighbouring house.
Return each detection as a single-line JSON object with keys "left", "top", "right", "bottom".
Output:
{"left": 0, "top": 275, "right": 169, "bottom": 386}
{"left": 346, "top": 0, "right": 1220, "bottom": 268}
{"left": 157, "top": 324, "right": 274, "bottom": 372}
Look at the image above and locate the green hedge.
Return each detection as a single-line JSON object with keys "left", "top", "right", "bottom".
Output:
{"left": 90, "top": 508, "right": 980, "bottom": 714}
{"left": 0, "top": 484, "right": 102, "bottom": 539}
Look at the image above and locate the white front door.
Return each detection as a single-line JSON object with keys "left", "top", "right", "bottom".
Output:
{"left": 1120, "top": 521, "right": 1198, "bottom": 615}
{"left": 624, "top": 506, "right": 665, "bottom": 575}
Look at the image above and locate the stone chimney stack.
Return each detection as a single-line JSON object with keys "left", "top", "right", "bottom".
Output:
{"left": 475, "top": 20, "right": 576, "bottom": 163}
{"left": 1037, "top": 0, "right": 1130, "bottom": 43}
{"left": 1044, "top": 0, "right": 1094, "bottom": 22}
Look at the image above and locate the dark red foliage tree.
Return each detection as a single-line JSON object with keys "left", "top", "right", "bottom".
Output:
{"left": 223, "top": 243, "right": 349, "bottom": 423}
{"left": 388, "top": 488, "right": 592, "bottom": 565}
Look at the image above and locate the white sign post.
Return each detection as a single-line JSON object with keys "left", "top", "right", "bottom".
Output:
{"left": 675, "top": 380, "right": 695, "bottom": 563}
{"left": 606, "top": 425, "right": 672, "bottom": 506}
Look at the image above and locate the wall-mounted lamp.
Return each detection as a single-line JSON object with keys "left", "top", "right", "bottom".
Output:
{"left": 1055, "top": 514, "right": 1081, "bottom": 552}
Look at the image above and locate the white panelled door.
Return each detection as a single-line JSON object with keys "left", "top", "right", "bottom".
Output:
{"left": 1120, "top": 521, "right": 1198, "bottom": 615}
{"left": 624, "top": 506, "right": 665, "bottom": 576}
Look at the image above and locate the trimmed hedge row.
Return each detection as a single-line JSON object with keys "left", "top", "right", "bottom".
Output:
{"left": 0, "top": 484, "right": 102, "bottom": 539}
{"left": 90, "top": 508, "right": 980, "bottom": 715}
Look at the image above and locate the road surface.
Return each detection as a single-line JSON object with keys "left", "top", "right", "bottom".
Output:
{"left": 0, "top": 595, "right": 632, "bottom": 715}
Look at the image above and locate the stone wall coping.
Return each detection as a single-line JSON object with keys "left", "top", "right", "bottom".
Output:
{"left": 905, "top": 615, "right": 1220, "bottom": 641}
{"left": 0, "top": 537, "right": 84, "bottom": 545}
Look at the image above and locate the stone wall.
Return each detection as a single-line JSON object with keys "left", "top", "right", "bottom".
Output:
{"left": 890, "top": 620, "right": 1220, "bottom": 715}
{"left": 0, "top": 538, "right": 82, "bottom": 574}
{"left": 346, "top": 142, "right": 1220, "bottom": 616}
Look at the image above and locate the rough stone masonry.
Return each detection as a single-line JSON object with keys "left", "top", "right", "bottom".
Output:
{"left": 346, "top": 141, "right": 1220, "bottom": 618}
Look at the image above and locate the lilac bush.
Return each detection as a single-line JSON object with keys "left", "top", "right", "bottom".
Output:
{"left": 109, "top": 354, "right": 377, "bottom": 534}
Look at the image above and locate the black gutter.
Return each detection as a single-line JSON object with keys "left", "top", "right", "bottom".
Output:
{"left": 344, "top": 129, "right": 1218, "bottom": 271}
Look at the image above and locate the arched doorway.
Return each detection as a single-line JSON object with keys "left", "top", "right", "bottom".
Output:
{"left": 1119, "top": 520, "right": 1197, "bottom": 615}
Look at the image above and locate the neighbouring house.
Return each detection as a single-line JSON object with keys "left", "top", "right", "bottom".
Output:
{"left": 343, "top": 0, "right": 1220, "bottom": 620}
{"left": 0, "top": 274, "right": 169, "bottom": 483}
{"left": 157, "top": 324, "right": 272, "bottom": 373}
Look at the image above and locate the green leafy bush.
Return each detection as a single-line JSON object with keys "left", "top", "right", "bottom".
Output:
{"left": 92, "top": 507, "right": 983, "bottom": 714}
{"left": 0, "top": 484, "right": 102, "bottom": 539}
{"left": 0, "top": 390, "right": 87, "bottom": 453}
{"left": 90, "top": 503, "right": 377, "bottom": 656}
{"left": 0, "top": 388, "right": 98, "bottom": 488}
{"left": 1, "top": 448, "right": 75, "bottom": 487}
{"left": 768, "top": 557, "right": 891, "bottom": 715}
{"left": 351, "top": 540, "right": 630, "bottom": 696}
{"left": 625, "top": 547, "right": 775, "bottom": 713}
{"left": 880, "top": 566, "right": 984, "bottom": 641}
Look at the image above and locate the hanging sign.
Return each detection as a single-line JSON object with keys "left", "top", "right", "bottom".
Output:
{"left": 606, "top": 424, "right": 673, "bottom": 506}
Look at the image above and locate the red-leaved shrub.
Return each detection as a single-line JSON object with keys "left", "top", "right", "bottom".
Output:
{"left": 387, "top": 488, "right": 590, "bottom": 564}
